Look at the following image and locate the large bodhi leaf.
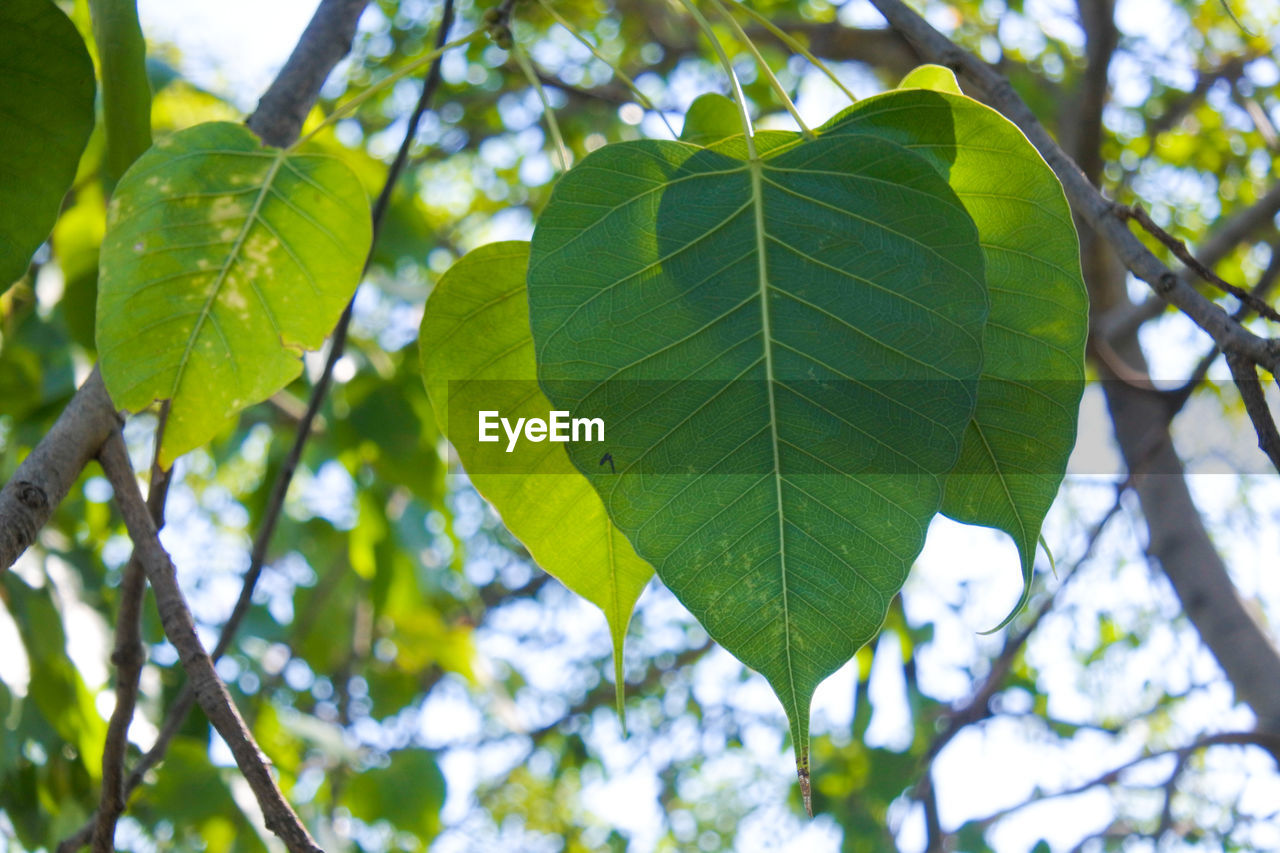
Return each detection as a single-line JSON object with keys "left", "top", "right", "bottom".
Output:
{"left": 0, "top": 0, "right": 95, "bottom": 289}
{"left": 824, "top": 68, "right": 1088, "bottom": 621}
{"left": 419, "top": 241, "right": 653, "bottom": 721}
{"left": 97, "top": 121, "right": 371, "bottom": 465}
{"left": 527, "top": 122, "right": 988, "bottom": 801}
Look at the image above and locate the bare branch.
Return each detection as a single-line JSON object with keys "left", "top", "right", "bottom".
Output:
{"left": 1118, "top": 203, "right": 1280, "bottom": 323}
{"left": 88, "top": 407, "right": 172, "bottom": 853}
{"left": 970, "top": 730, "right": 1280, "bottom": 829}
{"left": 1099, "top": 184, "right": 1280, "bottom": 341}
{"left": 1225, "top": 351, "right": 1280, "bottom": 474}
{"left": 246, "top": 0, "right": 370, "bottom": 147}
{"left": 96, "top": 431, "right": 322, "bottom": 853}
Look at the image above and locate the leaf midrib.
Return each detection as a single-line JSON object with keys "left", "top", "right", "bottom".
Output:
{"left": 747, "top": 156, "right": 800, "bottom": 735}
{"left": 168, "top": 150, "right": 286, "bottom": 400}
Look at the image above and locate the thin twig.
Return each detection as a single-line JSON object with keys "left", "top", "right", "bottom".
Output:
{"left": 863, "top": 0, "right": 1280, "bottom": 378}
{"left": 1155, "top": 748, "right": 1194, "bottom": 837}
{"left": 96, "top": 431, "right": 322, "bottom": 853}
{"left": 88, "top": 407, "right": 172, "bottom": 853}
{"left": 918, "top": 484, "right": 1127, "bottom": 770}
{"left": 1117, "top": 203, "right": 1280, "bottom": 323}
{"left": 1163, "top": 244, "right": 1280, "bottom": 405}
{"left": 969, "top": 730, "right": 1280, "bottom": 829}
{"left": 1225, "top": 350, "right": 1280, "bottom": 474}
{"left": 62, "top": 8, "right": 460, "bottom": 845}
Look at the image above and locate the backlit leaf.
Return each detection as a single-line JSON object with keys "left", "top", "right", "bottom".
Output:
{"left": 96, "top": 121, "right": 371, "bottom": 465}
{"left": 825, "top": 79, "right": 1087, "bottom": 623}
{"left": 420, "top": 241, "right": 654, "bottom": 724}
{"left": 679, "top": 92, "right": 743, "bottom": 146}
{"left": 527, "top": 122, "right": 988, "bottom": 799}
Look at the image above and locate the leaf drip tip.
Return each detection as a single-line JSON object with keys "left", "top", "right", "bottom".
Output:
{"left": 798, "top": 764, "right": 812, "bottom": 817}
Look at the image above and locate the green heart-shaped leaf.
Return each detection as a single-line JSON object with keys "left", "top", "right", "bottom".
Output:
{"left": 825, "top": 74, "right": 1087, "bottom": 624}
{"left": 527, "top": 121, "right": 988, "bottom": 801}
{"left": 0, "top": 0, "right": 95, "bottom": 289}
{"left": 97, "top": 121, "right": 371, "bottom": 465}
{"left": 420, "top": 241, "right": 654, "bottom": 724}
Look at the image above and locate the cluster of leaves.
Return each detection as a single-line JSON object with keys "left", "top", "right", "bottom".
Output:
{"left": 9, "top": 0, "right": 1277, "bottom": 848}
{"left": 0, "top": 0, "right": 1095, "bottom": 835}
{"left": 6, "top": 0, "right": 1088, "bottom": 828}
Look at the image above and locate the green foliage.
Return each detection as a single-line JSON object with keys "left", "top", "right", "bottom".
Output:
{"left": 344, "top": 748, "right": 447, "bottom": 841}
{"left": 0, "top": 0, "right": 95, "bottom": 289}
{"left": 826, "top": 68, "right": 1087, "bottom": 625}
{"left": 420, "top": 241, "right": 653, "bottom": 721}
{"left": 96, "top": 121, "right": 371, "bottom": 464}
{"left": 13, "top": 0, "right": 1229, "bottom": 845}
{"left": 527, "top": 118, "right": 986, "bottom": 787}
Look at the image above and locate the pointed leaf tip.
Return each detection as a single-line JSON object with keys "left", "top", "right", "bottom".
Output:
{"left": 419, "top": 242, "right": 653, "bottom": 732}
{"left": 798, "top": 762, "right": 813, "bottom": 817}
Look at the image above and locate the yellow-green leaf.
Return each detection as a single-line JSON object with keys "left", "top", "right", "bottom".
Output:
{"left": 96, "top": 121, "right": 371, "bottom": 464}
{"left": 419, "top": 241, "right": 653, "bottom": 725}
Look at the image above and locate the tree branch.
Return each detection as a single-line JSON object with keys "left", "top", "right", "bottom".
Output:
{"left": 60, "top": 5, "right": 457, "bottom": 844}
{"left": 1225, "top": 350, "right": 1280, "bottom": 474}
{"left": 1097, "top": 183, "right": 1280, "bottom": 342}
{"left": 920, "top": 487, "right": 1126, "bottom": 768}
{"left": 970, "top": 730, "right": 1280, "bottom": 829}
{"left": 1118, "top": 203, "right": 1280, "bottom": 323}
{"left": 88, "top": 408, "right": 172, "bottom": 853}
{"left": 246, "top": 0, "right": 370, "bottom": 147}
{"left": 866, "top": 0, "right": 1280, "bottom": 736}
{"left": 864, "top": 0, "right": 1280, "bottom": 377}
{"left": 0, "top": 369, "right": 118, "bottom": 573}
{"left": 96, "top": 431, "right": 322, "bottom": 853}
{"left": 0, "top": 0, "right": 374, "bottom": 576}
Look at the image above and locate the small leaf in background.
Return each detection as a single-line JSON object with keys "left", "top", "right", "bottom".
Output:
{"left": 896, "top": 63, "right": 964, "bottom": 95}
{"left": 679, "top": 92, "right": 743, "bottom": 146}
{"left": 1, "top": 574, "right": 106, "bottom": 783}
{"left": 826, "top": 75, "right": 1088, "bottom": 623}
{"left": 0, "top": 0, "right": 96, "bottom": 289}
{"left": 96, "top": 121, "right": 371, "bottom": 465}
{"left": 344, "top": 748, "right": 446, "bottom": 841}
{"left": 528, "top": 127, "right": 988, "bottom": 802}
{"left": 420, "top": 241, "right": 654, "bottom": 724}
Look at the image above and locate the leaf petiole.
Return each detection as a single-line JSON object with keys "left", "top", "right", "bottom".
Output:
{"left": 533, "top": 0, "right": 678, "bottom": 139}
{"left": 511, "top": 41, "right": 572, "bottom": 173}
{"left": 674, "top": 0, "right": 757, "bottom": 159}
{"left": 724, "top": 0, "right": 858, "bottom": 105}
{"left": 705, "top": 0, "right": 814, "bottom": 139}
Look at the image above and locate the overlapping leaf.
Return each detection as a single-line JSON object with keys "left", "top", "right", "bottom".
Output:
{"left": 0, "top": 0, "right": 95, "bottom": 289}
{"left": 96, "top": 121, "right": 371, "bottom": 465}
{"left": 527, "top": 121, "right": 989, "bottom": 797}
{"left": 419, "top": 241, "right": 653, "bottom": 721}
{"left": 824, "top": 68, "right": 1088, "bottom": 621}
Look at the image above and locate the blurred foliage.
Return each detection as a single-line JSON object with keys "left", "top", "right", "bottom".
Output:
{"left": 2, "top": 0, "right": 1280, "bottom": 850}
